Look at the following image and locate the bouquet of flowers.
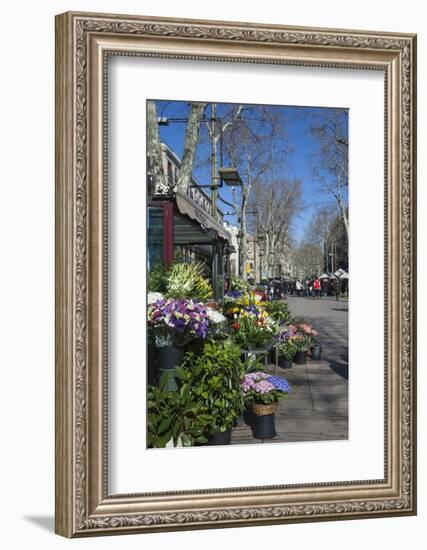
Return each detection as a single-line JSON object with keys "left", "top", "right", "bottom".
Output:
{"left": 166, "top": 261, "right": 212, "bottom": 301}
{"left": 224, "top": 289, "right": 243, "bottom": 301}
{"left": 229, "top": 276, "right": 251, "bottom": 292}
{"left": 289, "top": 333, "right": 311, "bottom": 352}
{"left": 230, "top": 313, "right": 275, "bottom": 350}
{"left": 275, "top": 330, "right": 298, "bottom": 360}
{"left": 148, "top": 297, "right": 211, "bottom": 347}
{"left": 205, "top": 306, "right": 227, "bottom": 336}
{"left": 263, "top": 300, "right": 291, "bottom": 325}
{"left": 241, "top": 371, "right": 291, "bottom": 405}
{"left": 288, "top": 321, "right": 319, "bottom": 348}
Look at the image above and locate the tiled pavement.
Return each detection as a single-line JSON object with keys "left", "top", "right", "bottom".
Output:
{"left": 231, "top": 296, "right": 349, "bottom": 445}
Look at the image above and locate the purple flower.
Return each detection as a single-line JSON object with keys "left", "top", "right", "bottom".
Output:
{"left": 240, "top": 371, "right": 271, "bottom": 393}
{"left": 148, "top": 298, "right": 211, "bottom": 343}
{"left": 252, "top": 380, "right": 275, "bottom": 394}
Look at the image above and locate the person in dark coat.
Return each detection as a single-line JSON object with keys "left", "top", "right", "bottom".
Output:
{"left": 334, "top": 277, "right": 340, "bottom": 301}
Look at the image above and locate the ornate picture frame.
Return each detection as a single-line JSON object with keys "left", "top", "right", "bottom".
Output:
{"left": 55, "top": 11, "right": 416, "bottom": 537}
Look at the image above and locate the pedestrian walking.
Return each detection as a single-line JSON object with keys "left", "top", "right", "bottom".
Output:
{"left": 313, "top": 277, "right": 321, "bottom": 299}
{"left": 334, "top": 277, "right": 340, "bottom": 301}
{"left": 322, "top": 278, "right": 330, "bottom": 297}
{"left": 283, "top": 279, "right": 288, "bottom": 299}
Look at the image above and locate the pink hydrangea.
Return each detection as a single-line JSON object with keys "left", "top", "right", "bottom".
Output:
{"left": 252, "top": 380, "right": 275, "bottom": 394}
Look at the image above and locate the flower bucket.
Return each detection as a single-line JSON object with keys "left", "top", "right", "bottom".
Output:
{"left": 159, "top": 346, "right": 184, "bottom": 391}
{"left": 208, "top": 428, "right": 232, "bottom": 446}
{"left": 294, "top": 350, "right": 307, "bottom": 365}
{"left": 269, "top": 348, "right": 276, "bottom": 364}
{"left": 311, "top": 343, "right": 322, "bottom": 360}
{"left": 253, "top": 413, "right": 276, "bottom": 439}
{"left": 278, "top": 356, "right": 292, "bottom": 369}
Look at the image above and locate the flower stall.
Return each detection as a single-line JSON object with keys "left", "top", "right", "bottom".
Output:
{"left": 147, "top": 271, "right": 320, "bottom": 447}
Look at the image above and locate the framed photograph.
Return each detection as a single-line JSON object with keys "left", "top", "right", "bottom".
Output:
{"left": 55, "top": 11, "right": 417, "bottom": 537}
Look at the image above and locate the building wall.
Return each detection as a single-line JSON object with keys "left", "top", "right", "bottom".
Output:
{"left": 160, "top": 143, "right": 224, "bottom": 222}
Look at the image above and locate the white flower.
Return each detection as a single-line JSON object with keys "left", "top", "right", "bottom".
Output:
{"left": 206, "top": 307, "right": 226, "bottom": 324}
{"left": 147, "top": 292, "right": 164, "bottom": 304}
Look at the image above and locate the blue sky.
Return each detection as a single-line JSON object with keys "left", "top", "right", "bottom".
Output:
{"left": 155, "top": 100, "right": 348, "bottom": 242}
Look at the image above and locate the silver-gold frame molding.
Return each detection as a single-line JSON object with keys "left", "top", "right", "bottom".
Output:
{"left": 55, "top": 11, "right": 417, "bottom": 538}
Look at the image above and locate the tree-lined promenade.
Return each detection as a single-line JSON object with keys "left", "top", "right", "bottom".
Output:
{"left": 149, "top": 100, "right": 349, "bottom": 282}
{"left": 147, "top": 99, "right": 350, "bottom": 448}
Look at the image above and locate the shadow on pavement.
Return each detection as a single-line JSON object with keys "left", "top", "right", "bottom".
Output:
{"left": 327, "top": 359, "right": 348, "bottom": 380}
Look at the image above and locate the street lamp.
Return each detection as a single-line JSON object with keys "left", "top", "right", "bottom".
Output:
{"left": 218, "top": 167, "right": 242, "bottom": 187}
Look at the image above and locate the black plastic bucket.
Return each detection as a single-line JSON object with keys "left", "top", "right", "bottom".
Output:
{"left": 208, "top": 429, "right": 232, "bottom": 445}
{"left": 278, "top": 356, "right": 292, "bottom": 369}
{"left": 294, "top": 350, "right": 307, "bottom": 365}
{"left": 311, "top": 344, "right": 322, "bottom": 360}
{"left": 253, "top": 414, "right": 276, "bottom": 439}
{"left": 159, "top": 346, "right": 184, "bottom": 391}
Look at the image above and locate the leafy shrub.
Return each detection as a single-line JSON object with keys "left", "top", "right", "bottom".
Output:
{"left": 176, "top": 340, "right": 245, "bottom": 435}
{"left": 148, "top": 263, "right": 169, "bottom": 293}
{"left": 147, "top": 373, "right": 214, "bottom": 448}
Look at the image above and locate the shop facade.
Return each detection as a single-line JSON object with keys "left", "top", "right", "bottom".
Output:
{"left": 147, "top": 144, "right": 233, "bottom": 300}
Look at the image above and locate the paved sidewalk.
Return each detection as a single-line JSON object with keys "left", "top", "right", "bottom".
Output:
{"left": 287, "top": 296, "right": 349, "bottom": 379}
{"left": 231, "top": 360, "right": 348, "bottom": 444}
{"left": 231, "top": 296, "right": 348, "bottom": 444}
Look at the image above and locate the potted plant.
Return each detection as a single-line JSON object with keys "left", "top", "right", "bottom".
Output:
{"left": 176, "top": 340, "right": 245, "bottom": 445}
{"left": 275, "top": 330, "right": 297, "bottom": 369}
{"left": 241, "top": 372, "right": 291, "bottom": 439}
{"left": 166, "top": 261, "right": 213, "bottom": 301}
{"left": 291, "top": 333, "right": 310, "bottom": 365}
{"left": 147, "top": 374, "right": 214, "bottom": 448}
{"left": 147, "top": 297, "right": 211, "bottom": 390}
{"left": 231, "top": 315, "right": 274, "bottom": 351}
{"left": 291, "top": 321, "right": 320, "bottom": 362}
{"left": 263, "top": 300, "right": 291, "bottom": 326}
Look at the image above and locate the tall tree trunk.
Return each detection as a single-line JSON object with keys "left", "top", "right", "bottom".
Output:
{"left": 240, "top": 193, "right": 248, "bottom": 279}
{"left": 176, "top": 102, "right": 206, "bottom": 193}
{"left": 147, "top": 100, "right": 168, "bottom": 195}
{"left": 265, "top": 232, "right": 271, "bottom": 279}
{"left": 336, "top": 195, "right": 349, "bottom": 241}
